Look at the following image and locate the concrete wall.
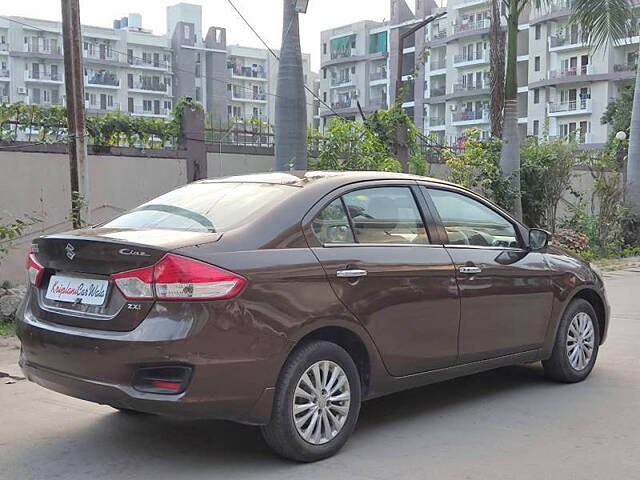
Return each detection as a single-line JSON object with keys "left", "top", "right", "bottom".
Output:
{"left": 0, "top": 151, "right": 188, "bottom": 284}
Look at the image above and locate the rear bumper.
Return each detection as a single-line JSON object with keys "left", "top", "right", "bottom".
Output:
{"left": 17, "top": 295, "right": 290, "bottom": 425}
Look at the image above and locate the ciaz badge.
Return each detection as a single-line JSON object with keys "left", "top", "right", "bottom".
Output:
{"left": 119, "top": 248, "right": 151, "bottom": 257}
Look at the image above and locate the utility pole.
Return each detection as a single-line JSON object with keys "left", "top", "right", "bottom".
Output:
{"left": 61, "top": 0, "right": 89, "bottom": 228}
{"left": 394, "top": 12, "right": 446, "bottom": 173}
{"left": 274, "top": 0, "right": 308, "bottom": 171}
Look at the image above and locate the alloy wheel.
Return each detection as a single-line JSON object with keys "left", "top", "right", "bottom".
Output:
{"left": 566, "top": 312, "right": 595, "bottom": 371}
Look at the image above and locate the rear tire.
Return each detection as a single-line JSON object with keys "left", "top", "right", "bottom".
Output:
{"left": 543, "top": 299, "right": 600, "bottom": 383}
{"left": 261, "top": 340, "right": 361, "bottom": 462}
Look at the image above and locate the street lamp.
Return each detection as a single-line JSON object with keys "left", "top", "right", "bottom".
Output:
{"left": 616, "top": 131, "right": 627, "bottom": 141}
{"left": 295, "top": 0, "right": 309, "bottom": 14}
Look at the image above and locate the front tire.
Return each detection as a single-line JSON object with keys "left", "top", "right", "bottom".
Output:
{"left": 261, "top": 340, "right": 361, "bottom": 462}
{"left": 543, "top": 299, "right": 600, "bottom": 383}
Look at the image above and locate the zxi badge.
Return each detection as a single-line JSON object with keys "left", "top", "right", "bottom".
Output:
{"left": 65, "top": 243, "right": 76, "bottom": 260}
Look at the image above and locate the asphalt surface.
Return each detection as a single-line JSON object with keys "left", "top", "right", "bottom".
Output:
{"left": 1, "top": 269, "right": 639, "bottom": 480}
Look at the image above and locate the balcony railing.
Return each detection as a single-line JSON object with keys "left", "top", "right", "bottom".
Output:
{"left": 429, "top": 117, "right": 445, "bottom": 127}
{"left": 430, "top": 58, "right": 447, "bottom": 70}
{"left": 331, "top": 99, "right": 354, "bottom": 110}
{"left": 0, "top": 43, "right": 9, "bottom": 52}
{"left": 369, "top": 98, "right": 388, "bottom": 110}
{"left": 430, "top": 85, "right": 446, "bottom": 97}
{"left": 330, "top": 49, "right": 354, "bottom": 60}
{"left": 452, "top": 81, "right": 488, "bottom": 92}
{"left": 228, "top": 66, "right": 267, "bottom": 79}
{"left": 453, "top": 18, "right": 490, "bottom": 34}
{"left": 550, "top": 0, "right": 576, "bottom": 13}
{"left": 369, "top": 69, "right": 387, "bottom": 81}
{"left": 453, "top": 50, "right": 486, "bottom": 64}
{"left": 549, "top": 35, "right": 583, "bottom": 48}
{"left": 0, "top": 69, "right": 9, "bottom": 79}
{"left": 549, "top": 65, "right": 592, "bottom": 78}
{"left": 86, "top": 102, "right": 121, "bottom": 112}
{"left": 548, "top": 99, "right": 591, "bottom": 113}
{"left": 331, "top": 75, "right": 355, "bottom": 87}
{"left": 131, "top": 81, "right": 169, "bottom": 93}
{"left": 87, "top": 73, "right": 120, "bottom": 87}
{"left": 24, "top": 43, "right": 62, "bottom": 56}
{"left": 431, "top": 30, "right": 448, "bottom": 41}
{"left": 231, "top": 91, "right": 267, "bottom": 101}
{"left": 128, "top": 57, "right": 171, "bottom": 71}
{"left": 614, "top": 63, "right": 638, "bottom": 72}
{"left": 83, "top": 50, "right": 118, "bottom": 62}
{"left": 452, "top": 109, "right": 488, "bottom": 122}
{"left": 131, "top": 106, "right": 171, "bottom": 117}
{"left": 24, "top": 71, "right": 63, "bottom": 82}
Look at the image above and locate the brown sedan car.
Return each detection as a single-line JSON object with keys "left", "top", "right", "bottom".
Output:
{"left": 18, "top": 171, "right": 609, "bottom": 461}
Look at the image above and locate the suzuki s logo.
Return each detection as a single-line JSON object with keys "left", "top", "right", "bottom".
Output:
{"left": 65, "top": 243, "right": 76, "bottom": 260}
{"left": 119, "top": 248, "right": 151, "bottom": 257}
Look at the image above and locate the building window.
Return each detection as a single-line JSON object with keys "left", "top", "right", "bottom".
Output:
{"left": 535, "top": 25, "right": 541, "bottom": 40}
{"left": 128, "top": 97, "right": 134, "bottom": 113}
{"left": 533, "top": 120, "right": 539, "bottom": 136}
{"left": 323, "top": 43, "right": 327, "bottom": 55}
{"left": 184, "top": 25, "right": 191, "bottom": 40}
{"left": 195, "top": 86, "right": 201, "bottom": 101}
{"left": 323, "top": 68, "right": 326, "bottom": 79}
{"left": 534, "top": 56, "right": 540, "bottom": 72}
{"left": 533, "top": 88, "right": 540, "bottom": 104}
{"left": 323, "top": 91, "right": 327, "bottom": 102}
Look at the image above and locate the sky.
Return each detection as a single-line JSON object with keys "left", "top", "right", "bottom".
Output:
{"left": 0, "top": 0, "right": 397, "bottom": 71}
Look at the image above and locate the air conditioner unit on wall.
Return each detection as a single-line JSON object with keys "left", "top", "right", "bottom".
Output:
{"left": 17, "top": 87, "right": 27, "bottom": 95}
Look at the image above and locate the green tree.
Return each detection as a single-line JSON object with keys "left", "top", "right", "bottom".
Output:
{"left": 601, "top": 85, "right": 634, "bottom": 144}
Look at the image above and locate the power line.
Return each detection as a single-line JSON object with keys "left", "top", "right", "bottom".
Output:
{"left": 225, "top": 0, "right": 345, "bottom": 120}
{"left": 0, "top": 15, "right": 324, "bottom": 113}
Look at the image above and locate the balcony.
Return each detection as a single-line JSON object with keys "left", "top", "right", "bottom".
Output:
{"left": 429, "top": 85, "right": 447, "bottom": 97}
{"left": 548, "top": 65, "right": 592, "bottom": 79}
{"left": 452, "top": 81, "right": 488, "bottom": 93}
{"left": 128, "top": 57, "right": 171, "bottom": 72}
{"left": 130, "top": 80, "right": 170, "bottom": 95}
{"left": 453, "top": 19, "right": 490, "bottom": 35}
{"left": 131, "top": 106, "right": 171, "bottom": 117}
{"left": 331, "top": 75, "right": 356, "bottom": 87}
{"left": 614, "top": 63, "right": 638, "bottom": 73}
{"left": 453, "top": 50, "right": 488, "bottom": 66}
{"left": 86, "top": 102, "right": 121, "bottom": 113}
{"left": 452, "top": 109, "right": 489, "bottom": 125}
{"left": 550, "top": 0, "right": 576, "bottom": 12}
{"left": 549, "top": 35, "right": 587, "bottom": 51}
{"left": 0, "top": 43, "right": 9, "bottom": 53}
{"left": 83, "top": 49, "right": 118, "bottom": 64}
{"left": 369, "top": 69, "right": 387, "bottom": 82}
{"left": 86, "top": 72, "right": 120, "bottom": 88}
{"left": 331, "top": 99, "right": 355, "bottom": 110}
{"left": 431, "top": 30, "right": 448, "bottom": 41}
{"left": 428, "top": 117, "right": 446, "bottom": 127}
{"left": 231, "top": 90, "right": 267, "bottom": 102}
{"left": 24, "top": 43, "right": 62, "bottom": 56}
{"left": 0, "top": 69, "right": 9, "bottom": 80}
{"left": 24, "top": 71, "right": 63, "bottom": 83}
{"left": 369, "top": 98, "right": 388, "bottom": 110}
{"left": 548, "top": 99, "right": 592, "bottom": 116}
{"left": 228, "top": 65, "right": 267, "bottom": 81}
{"left": 429, "top": 58, "right": 447, "bottom": 71}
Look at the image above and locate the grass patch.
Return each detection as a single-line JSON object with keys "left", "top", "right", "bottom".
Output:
{"left": 0, "top": 321, "right": 16, "bottom": 337}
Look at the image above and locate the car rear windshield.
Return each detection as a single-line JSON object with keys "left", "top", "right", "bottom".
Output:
{"left": 104, "top": 182, "right": 297, "bottom": 233}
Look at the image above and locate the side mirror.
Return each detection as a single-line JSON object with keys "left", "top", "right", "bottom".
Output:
{"left": 529, "top": 228, "right": 550, "bottom": 251}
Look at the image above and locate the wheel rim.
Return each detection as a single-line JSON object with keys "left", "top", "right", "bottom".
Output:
{"left": 292, "top": 360, "right": 351, "bottom": 445}
{"left": 566, "top": 312, "right": 595, "bottom": 371}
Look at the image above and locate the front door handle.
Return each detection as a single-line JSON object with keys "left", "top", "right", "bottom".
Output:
{"left": 458, "top": 266, "right": 482, "bottom": 275}
{"left": 336, "top": 269, "right": 368, "bottom": 278}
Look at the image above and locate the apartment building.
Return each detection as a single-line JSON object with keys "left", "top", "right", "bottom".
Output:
{"left": 0, "top": 2, "right": 316, "bottom": 127}
{"left": 320, "top": 0, "right": 638, "bottom": 148}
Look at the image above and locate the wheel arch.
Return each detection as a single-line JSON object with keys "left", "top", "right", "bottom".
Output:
{"left": 571, "top": 288, "right": 607, "bottom": 345}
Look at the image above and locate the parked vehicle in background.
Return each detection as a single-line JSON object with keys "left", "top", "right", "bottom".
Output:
{"left": 17, "top": 171, "right": 609, "bottom": 462}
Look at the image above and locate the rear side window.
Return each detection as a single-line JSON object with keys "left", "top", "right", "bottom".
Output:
{"left": 312, "top": 198, "right": 355, "bottom": 244}
{"left": 343, "top": 187, "right": 428, "bottom": 244}
{"left": 105, "top": 182, "right": 296, "bottom": 233}
{"left": 425, "top": 188, "right": 519, "bottom": 248}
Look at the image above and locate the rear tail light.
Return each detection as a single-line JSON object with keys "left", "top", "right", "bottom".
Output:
{"left": 26, "top": 250, "right": 45, "bottom": 287}
{"left": 133, "top": 365, "right": 192, "bottom": 395}
{"left": 111, "top": 253, "right": 246, "bottom": 301}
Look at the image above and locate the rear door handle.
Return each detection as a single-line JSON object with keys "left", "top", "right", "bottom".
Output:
{"left": 336, "top": 269, "right": 368, "bottom": 278}
{"left": 458, "top": 266, "right": 482, "bottom": 274}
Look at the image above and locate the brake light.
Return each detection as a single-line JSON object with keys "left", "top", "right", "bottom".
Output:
{"left": 26, "top": 251, "right": 45, "bottom": 287}
{"left": 110, "top": 254, "right": 246, "bottom": 301}
{"left": 111, "top": 265, "right": 154, "bottom": 300}
{"left": 154, "top": 254, "right": 246, "bottom": 300}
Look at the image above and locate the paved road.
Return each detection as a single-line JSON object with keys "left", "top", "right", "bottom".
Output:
{"left": 1, "top": 270, "right": 639, "bottom": 480}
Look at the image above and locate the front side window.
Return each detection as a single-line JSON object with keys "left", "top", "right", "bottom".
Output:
{"left": 425, "top": 188, "right": 519, "bottom": 248}
{"left": 342, "top": 187, "right": 428, "bottom": 244}
{"left": 312, "top": 198, "right": 354, "bottom": 244}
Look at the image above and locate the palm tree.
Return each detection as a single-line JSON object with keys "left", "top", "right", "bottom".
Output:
{"left": 499, "top": 0, "right": 527, "bottom": 221}
{"left": 571, "top": 0, "right": 639, "bottom": 224}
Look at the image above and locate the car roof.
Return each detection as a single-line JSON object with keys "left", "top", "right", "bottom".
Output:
{"left": 199, "top": 170, "right": 457, "bottom": 189}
